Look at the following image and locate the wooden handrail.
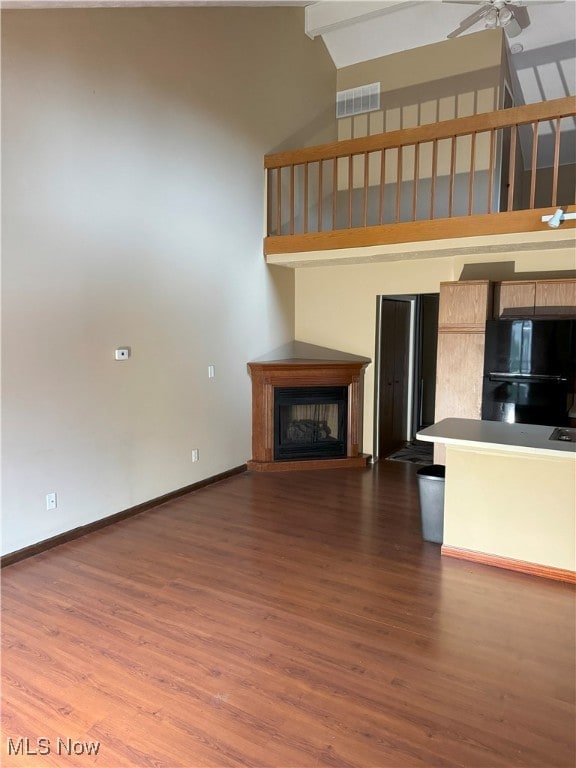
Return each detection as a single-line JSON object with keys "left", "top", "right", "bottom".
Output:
{"left": 264, "top": 96, "right": 575, "bottom": 252}
{"left": 264, "top": 96, "right": 576, "bottom": 169}
{"left": 264, "top": 207, "right": 576, "bottom": 256}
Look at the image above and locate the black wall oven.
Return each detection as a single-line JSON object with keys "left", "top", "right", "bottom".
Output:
{"left": 481, "top": 319, "right": 575, "bottom": 427}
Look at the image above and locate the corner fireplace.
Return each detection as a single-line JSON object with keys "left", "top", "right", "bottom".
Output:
{"left": 247, "top": 341, "right": 371, "bottom": 472}
{"left": 274, "top": 386, "right": 348, "bottom": 461}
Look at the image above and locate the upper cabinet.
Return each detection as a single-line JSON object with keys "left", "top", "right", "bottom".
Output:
{"left": 493, "top": 281, "right": 536, "bottom": 318}
{"left": 438, "top": 280, "right": 493, "bottom": 330}
{"left": 534, "top": 280, "right": 576, "bottom": 317}
{"left": 494, "top": 278, "right": 576, "bottom": 318}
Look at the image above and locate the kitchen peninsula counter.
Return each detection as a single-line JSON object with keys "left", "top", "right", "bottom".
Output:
{"left": 416, "top": 418, "right": 575, "bottom": 582}
{"left": 418, "top": 418, "right": 576, "bottom": 458}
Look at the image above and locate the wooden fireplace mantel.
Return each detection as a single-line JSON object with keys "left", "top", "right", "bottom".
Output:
{"left": 247, "top": 342, "right": 371, "bottom": 472}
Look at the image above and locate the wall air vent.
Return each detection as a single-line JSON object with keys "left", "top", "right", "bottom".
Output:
{"left": 336, "top": 82, "right": 380, "bottom": 119}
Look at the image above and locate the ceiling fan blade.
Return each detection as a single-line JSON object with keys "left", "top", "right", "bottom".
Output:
{"left": 446, "top": 6, "right": 491, "bottom": 38}
{"left": 512, "top": 1, "right": 566, "bottom": 5}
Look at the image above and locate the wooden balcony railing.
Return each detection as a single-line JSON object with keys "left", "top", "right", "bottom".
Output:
{"left": 264, "top": 96, "right": 576, "bottom": 255}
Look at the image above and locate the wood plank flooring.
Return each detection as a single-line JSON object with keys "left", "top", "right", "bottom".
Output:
{"left": 2, "top": 461, "right": 575, "bottom": 767}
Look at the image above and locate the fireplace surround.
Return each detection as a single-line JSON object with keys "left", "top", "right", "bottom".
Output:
{"left": 247, "top": 342, "right": 371, "bottom": 472}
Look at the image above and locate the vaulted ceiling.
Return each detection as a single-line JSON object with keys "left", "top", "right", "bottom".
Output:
{"left": 2, "top": 0, "right": 575, "bottom": 106}
{"left": 304, "top": 1, "right": 576, "bottom": 106}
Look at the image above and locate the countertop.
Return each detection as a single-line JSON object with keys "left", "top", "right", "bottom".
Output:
{"left": 417, "top": 418, "right": 576, "bottom": 458}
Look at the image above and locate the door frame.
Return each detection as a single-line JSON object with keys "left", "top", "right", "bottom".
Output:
{"left": 373, "top": 293, "right": 439, "bottom": 461}
{"left": 374, "top": 294, "right": 418, "bottom": 461}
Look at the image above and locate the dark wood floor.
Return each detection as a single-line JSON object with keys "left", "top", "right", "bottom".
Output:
{"left": 2, "top": 461, "right": 575, "bottom": 768}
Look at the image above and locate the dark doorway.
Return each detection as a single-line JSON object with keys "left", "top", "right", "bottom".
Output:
{"left": 377, "top": 298, "right": 411, "bottom": 457}
{"left": 375, "top": 294, "right": 439, "bottom": 459}
{"left": 417, "top": 294, "right": 440, "bottom": 430}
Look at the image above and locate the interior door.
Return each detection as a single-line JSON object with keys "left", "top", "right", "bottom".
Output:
{"left": 378, "top": 299, "right": 411, "bottom": 457}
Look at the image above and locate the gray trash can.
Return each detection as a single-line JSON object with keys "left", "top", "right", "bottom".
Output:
{"left": 416, "top": 464, "right": 445, "bottom": 544}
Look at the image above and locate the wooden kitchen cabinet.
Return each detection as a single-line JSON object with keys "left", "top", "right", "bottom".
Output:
{"left": 434, "top": 280, "right": 492, "bottom": 462}
{"left": 494, "top": 278, "right": 576, "bottom": 318}
{"left": 435, "top": 332, "right": 486, "bottom": 423}
{"left": 438, "top": 280, "right": 493, "bottom": 329}
{"left": 493, "top": 281, "right": 536, "bottom": 318}
{"left": 433, "top": 331, "right": 487, "bottom": 463}
{"left": 534, "top": 279, "right": 576, "bottom": 316}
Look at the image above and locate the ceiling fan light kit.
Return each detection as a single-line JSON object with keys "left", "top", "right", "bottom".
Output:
{"left": 444, "top": 0, "right": 561, "bottom": 41}
{"left": 500, "top": 12, "right": 522, "bottom": 38}
{"left": 484, "top": 8, "right": 498, "bottom": 28}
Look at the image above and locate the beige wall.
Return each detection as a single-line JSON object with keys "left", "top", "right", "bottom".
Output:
{"left": 294, "top": 248, "right": 576, "bottom": 455}
{"left": 1, "top": 7, "right": 336, "bottom": 555}
{"left": 444, "top": 447, "right": 576, "bottom": 571}
{"left": 336, "top": 29, "right": 504, "bottom": 143}
{"left": 337, "top": 29, "right": 504, "bottom": 92}
{"left": 332, "top": 29, "right": 507, "bottom": 218}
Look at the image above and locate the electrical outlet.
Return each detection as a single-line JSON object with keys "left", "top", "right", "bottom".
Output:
{"left": 115, "top": 347, "right": 131, "bottom": 361}
{"left": 46, "top": 492, "right": 57, "bottom": 511}
{"left": 208, "top": 365, "right": 215, "bottom": 379}
{"left": 191, "top": 449, "right": 199, "bottom": 462}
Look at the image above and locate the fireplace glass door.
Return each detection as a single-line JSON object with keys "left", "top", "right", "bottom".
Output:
{"left": 274, "top": 386, "right": 348, "bottom": 461}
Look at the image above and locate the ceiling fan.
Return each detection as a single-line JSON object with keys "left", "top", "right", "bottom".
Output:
{"left": 444, "top": 0, "right": 564, "bottom": 40}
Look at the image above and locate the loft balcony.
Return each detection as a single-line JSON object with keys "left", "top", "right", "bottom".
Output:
{"left": 264, "top": 97, "right": 576, "bottom": 267}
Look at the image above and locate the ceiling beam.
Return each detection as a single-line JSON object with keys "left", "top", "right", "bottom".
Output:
{"left": 305, "top": 0, "right": 423, "bottom": 39}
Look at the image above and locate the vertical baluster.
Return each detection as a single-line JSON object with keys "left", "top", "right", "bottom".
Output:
{"left": 348, "top": 155, "right": 353, "bottom": 228}
{"left": 552, "top": 117, "right": 561, "bottom": 207}
{"left": 529, "top": 120, "right": 539, "bottom": 209}
{"left": 412, "top": 143, "right": 420, "bottom": 221}
{"left": 304, "top": 162, "right": 309, "bottom": 234}
{"left": 507, "top": 126, "right": 517, "bottom": 212}
{"left": 289, "top": 164, "right": 295, "bottom": 235}
{"left": 363, "top": 152, "right": 369, "bottom": 227}
{"left": 468, "top": 132, "right": 476, "bottom": 215}
{"left": 379, "top": 149, "right": 386, "bottom": 225}
{"left": 267, "top": 168, "right": 273, "bottom": 235}
{"left": 487, "top": 129, "right": 495, "bottom": 214}
{"left": 318, "top": 160, "right": 323, "bottom": 232}
{"left": 332, "top": 158, "right": 338, "bottom": 231}
{"left": 449, "top": 137, "right": 456, "bottom": 217}
{"left": 430, "top": 140, "right": 438, "bottom": 220}
{"left": 395, "top": 146, "right": 402, "bottom": 223}
{"left": 277, "top": 165, "right": 282, "bottom": 235}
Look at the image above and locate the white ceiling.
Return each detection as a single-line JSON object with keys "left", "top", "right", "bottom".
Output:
{"left": 2, "top": 0, "right": 574, "bottom": 105}
{"left": 305, "top": 0, "right": 576, "bottom": 105}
